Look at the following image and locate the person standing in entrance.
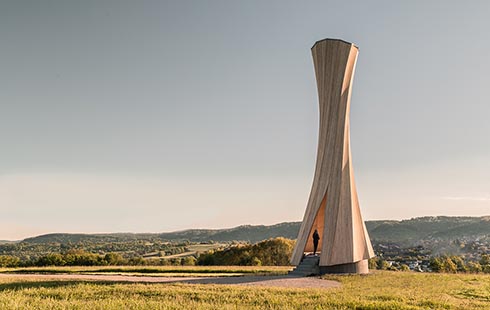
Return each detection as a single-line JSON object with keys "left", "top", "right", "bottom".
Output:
{"left": 313, "top": 229, "right": 320, "bottom": 255}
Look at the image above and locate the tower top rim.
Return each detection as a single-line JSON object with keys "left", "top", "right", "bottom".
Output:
{"left": 311, "top": 38, "right": 359, "bottom": 50}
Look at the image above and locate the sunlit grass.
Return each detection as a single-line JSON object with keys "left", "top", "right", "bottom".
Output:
{"left": 322, "top": 271, "right": 490, "bottom": 309}
{"left": 0, "top": 270, "right": 489, "bottom": 309}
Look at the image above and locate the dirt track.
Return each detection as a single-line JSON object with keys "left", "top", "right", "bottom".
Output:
{"left": 0, "top": 273, "right": 340, "bottom": 289}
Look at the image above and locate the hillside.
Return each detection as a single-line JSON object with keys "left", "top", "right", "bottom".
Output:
{"left": 0, "top": 240, "right": 16, "bottom": 244}
{"left": 20, "top": 216, "right": 490, "bottom": 245}
{"left": 158, "top": 222, "right": 300, "bottom": 243}
{"left": 22, "top": 222, "right": 300, "bottom": 245}
{"left": 366, "top": 216, "right": 490, "bottom": 244}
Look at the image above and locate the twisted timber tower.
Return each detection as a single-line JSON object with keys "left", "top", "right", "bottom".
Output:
{"left": 291, "top": 39, "right": 374, "bottom": 274}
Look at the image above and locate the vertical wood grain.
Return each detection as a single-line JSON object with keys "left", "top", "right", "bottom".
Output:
{"left": 291, "top": 39, "right": 375, "bottom": 268}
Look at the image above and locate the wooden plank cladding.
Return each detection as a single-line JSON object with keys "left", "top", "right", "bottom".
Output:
{"left": 290, "top": 39, "right": 375, "bottom": 274}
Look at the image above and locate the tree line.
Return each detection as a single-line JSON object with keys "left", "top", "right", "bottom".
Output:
{"left": 0, "top": 250, "right": 198, "bottom": 267}
{"left": 429, "top": 254, "right": 490, "bottom": 273}
{"left": 369, "top": 254, "right": 490, "bottom": 273}
{"left": 0, "top": 238, "right": 294, "bottom": 267}
{"left": 2, "top": 237, "right": 490, "bottom": 273}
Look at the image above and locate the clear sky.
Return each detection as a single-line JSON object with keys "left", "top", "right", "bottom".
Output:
{"left": 1, "top": 1, "right": 490, "bottom": 240}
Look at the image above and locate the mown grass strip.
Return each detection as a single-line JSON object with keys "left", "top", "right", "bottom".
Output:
{"left": 2, "top": 265, "right": 292, "bottom": 276}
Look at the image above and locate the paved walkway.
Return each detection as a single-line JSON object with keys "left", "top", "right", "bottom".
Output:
{"left": 0, "top": 273, "right": 340, "bottom": 289}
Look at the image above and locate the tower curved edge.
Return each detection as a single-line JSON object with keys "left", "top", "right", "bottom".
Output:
{"left": 291, "top": 39, "right": 375, "bottom": 274}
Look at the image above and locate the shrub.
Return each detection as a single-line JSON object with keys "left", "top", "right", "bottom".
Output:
{"left": 197, "top": 238, "right": 294, "bottom": 266}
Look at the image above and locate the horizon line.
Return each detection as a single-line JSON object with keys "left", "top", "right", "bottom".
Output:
{"left": 3, "top": 214, "right": 489, "bottom": 242}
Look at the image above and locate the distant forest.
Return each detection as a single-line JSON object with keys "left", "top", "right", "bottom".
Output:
{"left": 1, "top": 216, "right": 490, "bottom": 270}
{"left": 7, "top": 216, "right": 490, "bottom": 245}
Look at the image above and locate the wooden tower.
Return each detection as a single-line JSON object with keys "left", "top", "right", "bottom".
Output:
{"left": 290, "top": 39, "right": 375, "bottom": 274}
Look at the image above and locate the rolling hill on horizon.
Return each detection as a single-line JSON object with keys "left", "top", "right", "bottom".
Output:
{"left": 17, "top": 215, "right": 490, "bottom": 245}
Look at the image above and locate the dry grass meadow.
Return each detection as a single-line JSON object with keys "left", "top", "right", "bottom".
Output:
{"left": 0, "top": 268, "right": 489, "bottom": 309}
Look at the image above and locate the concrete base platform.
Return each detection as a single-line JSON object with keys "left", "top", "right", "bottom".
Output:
{"left": 319, "top": 259, "right": 369, "bottom": 274}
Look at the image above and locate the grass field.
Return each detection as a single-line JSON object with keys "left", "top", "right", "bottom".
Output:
{"left": 0, "top": 269, "right": 489, "bottom": 309}
{"left": 0, "top": 265, "right": 291, "bottom": 277}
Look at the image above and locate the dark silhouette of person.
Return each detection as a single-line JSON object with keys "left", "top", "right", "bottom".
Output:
{"left": 313, "top": 229, "right": 320, "bottom": 255}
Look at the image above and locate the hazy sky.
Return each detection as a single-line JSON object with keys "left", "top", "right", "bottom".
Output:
{"left": 2, "top": 1, "right": 490, "bottom": 240}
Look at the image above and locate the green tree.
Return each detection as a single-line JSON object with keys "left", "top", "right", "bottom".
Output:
{"left": 450, "top": 256, "right": 467, "bottom": 273}
{"left": 368, "top": 258, "right": 378, "bottom": 270}
{"left": 128, "top": 257, "right": 146, "bottom": 265}
{"left": 480, "top": 254, "right": 490, "bottom": 266}
{"left": 104, "top": 253, "right": 126, "bottom": 265}
{"left": 182, "top": 256, "right": 197, "bottom": 266}
{"left": 429, "top": 257, "right": 443, "bottom": 272}
{"left": 441, "top": 256, "right": 457, "bottom": 273}
{"left": 483, "top": 264, "right": 490, "bottom": 274}
{"left": 170, "top": 258, "right": 181, "bottom": 266}
{"left": 400, "top": 264, "right": 410, "bottom": 272}
{"left": 377, "top": 259, "right": 390, "bottom": 270}
{"left": 197, "top": 252, "right": 216, "bottom": 266}
{"left": 480, "top": 254, "right": 490, "bottom": 273}
{"left": 467, "top": 261, "right": 482, "bottom": 273}
{"left": 0, "top": 255, "right": 20, "bottom": 267}
{"left": 36, "top": 253, "right": 65, "bottom": 266}
{"left": 250, "top": 257, "right": 262, "bottom": 266}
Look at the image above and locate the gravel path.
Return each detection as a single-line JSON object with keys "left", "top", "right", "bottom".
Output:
{"left": 0, "top": 273, "right": 340, "bottom": 289}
